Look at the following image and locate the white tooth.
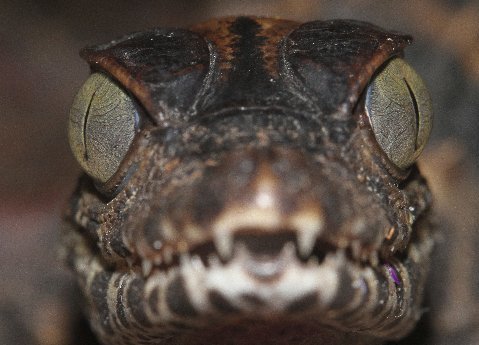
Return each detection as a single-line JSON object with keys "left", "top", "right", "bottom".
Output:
{"left": 179, "top": 253, "right": 191, "bottom": 267}
{"left": 213, "top": 232, "right": 233, "bottom": 260}
{"left": 291, "top": 212, "right": 323, "bottom": 258}
{"left": 142, "top": 260, "right": 153, "bottom": 277}
{"left": 190, "top": 255, "right": 205, "bottom": 272}
{"left": 297, "top": 228, "right": 319, "bottom": 258}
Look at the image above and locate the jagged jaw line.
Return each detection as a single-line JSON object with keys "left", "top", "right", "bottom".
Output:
{"left": 135, "top": 225, "right": 427, "bottom": 339}
{"left": 138, "top": 230, "right": 388, "bottom": 278}
{"left": 136, "top": 206, "right": 399, "bottom": 278}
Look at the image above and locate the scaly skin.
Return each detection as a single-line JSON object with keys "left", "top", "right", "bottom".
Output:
{"left": 63, "top": 17, "right": 434, "bottom": 344}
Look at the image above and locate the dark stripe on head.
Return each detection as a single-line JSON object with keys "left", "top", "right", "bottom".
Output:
{"left": 203, "top": 17, "right": 276, "bottom": 111}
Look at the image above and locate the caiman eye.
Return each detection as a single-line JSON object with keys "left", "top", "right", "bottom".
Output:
{"left": 69, "top": 73, "right": 140, "bottom": 183}
{"left": 365, "top": 58, "right": 433, "bottom": 169}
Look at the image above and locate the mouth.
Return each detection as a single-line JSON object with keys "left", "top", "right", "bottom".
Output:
{"left": 65, "top": 200, "right": 433, "bottom": 343}
{"left": 63, "top": 196, "right": 433, "bottom": 345}
{"left": 65, "top": 148, "right": 434, "bottom": 341}
{"left": 116, "top": 204, "right": 429, "bottom": 340}
{"left": 138, "top": 226, "right": 387, "bottom": 280}
{"left": 118, "top": 207, "right": 433, "bottom": 338}
{"left": 134, "top": 198, "right": 408, "bottom": 280}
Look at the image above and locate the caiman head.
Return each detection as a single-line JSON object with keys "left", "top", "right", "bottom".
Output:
{"left": 64, "top": 17, "right": 434, "bottom": 345}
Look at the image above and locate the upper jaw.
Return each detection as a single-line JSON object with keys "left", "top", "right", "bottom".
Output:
{"left": 131, "top": 147, "right": 401, "bottom": 274}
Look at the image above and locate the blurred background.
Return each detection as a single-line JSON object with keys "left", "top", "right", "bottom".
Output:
{"left": 1, "top": 1, "right": 478, "bottom": 344}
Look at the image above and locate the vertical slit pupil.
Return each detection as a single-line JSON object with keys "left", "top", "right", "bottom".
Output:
{"left": 403, "top": 78, "right": 420, "bottom": 150}
{"left": 83, "top": 90, "right": 97, "bottom": 160}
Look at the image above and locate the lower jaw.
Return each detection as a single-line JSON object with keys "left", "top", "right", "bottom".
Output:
{"left": 68, "top": 222, "right": 434, "bottom": 345}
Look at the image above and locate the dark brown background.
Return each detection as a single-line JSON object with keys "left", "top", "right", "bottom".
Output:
{"left": 1, "top": 1, "right": 478, "bottom": 344}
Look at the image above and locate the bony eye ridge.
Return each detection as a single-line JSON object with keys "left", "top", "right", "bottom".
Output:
{"left": 365, "top": 58, "right": 433, "bottom": 169}
{"left": 69, "top": 73, "right": 140, "bottom": 183}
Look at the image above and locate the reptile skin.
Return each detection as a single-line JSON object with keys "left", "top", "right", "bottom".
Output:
{"left": 63, "top": 17, "right": 434, "bottom": 344}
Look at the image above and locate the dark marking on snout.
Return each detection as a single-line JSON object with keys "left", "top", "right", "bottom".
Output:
{"left": 147, "top": 286, "right": 160, "bottom": 316}
{"left": 241, "top": 293, "right": 266, "bottom": 307}
{"left": 109, "top": 226, "right": 132, "bottom": 258}
{"left": 286, "top": 292, "right": 319, "bottom": 313}
{"left": 166, "top": 276, "right": 198, "bottom": 317}
{"left": 328, "top": 269, "right": 356, "bottom": 311}
{"left": 115, "top": 275, "right": 130, "bottom": 328}
{"left": 370, "top": 270, "right": 391, "bottom": 322}
{"left": 90, "top": 272, "right": 114, "bottom": 334}
{"left": 127, "top": 278, "right": 152, "bottom": 327}
{"left": 209, "top": 290, "right": 240, "bottom": 314}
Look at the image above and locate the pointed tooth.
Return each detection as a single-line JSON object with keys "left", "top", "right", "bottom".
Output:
{"left": 293, "top": 211, "right": 324, "bottom": 258}
{"left": 179, "top": 253, "right": 191, "bottom": 267}
{"left": 297, "top": 229, "right": 318, "bottom": 258}
{"left": 190, "top": 255, "right": 205, "bottom": 272}
{"left": 142, "top": 259, "right": 153, "bottom": 277}
{"left": 213, "top": 232, "right": 233, "bottom": 260}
